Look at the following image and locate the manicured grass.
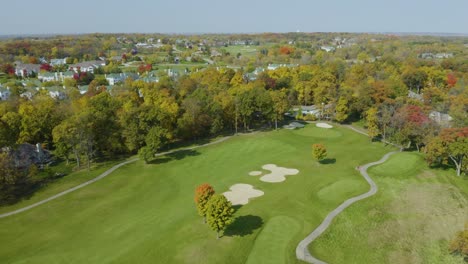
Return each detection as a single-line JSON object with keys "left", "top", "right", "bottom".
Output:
{"left": 223, "top": 45, "right": 259, "bottom": 58}
{"left": 246, "top": 216, "right": 300, "bottom": 264}
{"left": 0, "top": 158, "right": 130, "bottom": 214}
{"left": 0, "top": 124, "right": 394, "bottom": 263}
{"left": 310, "top": 152, "right": 468, "bottom": 264}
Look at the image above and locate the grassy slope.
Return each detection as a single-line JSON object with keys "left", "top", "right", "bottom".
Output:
{"left": 0, "top": 124, "right": 393, "bottom": 264}
{"left": 0, "top": 159, "right": 130, "bottom": 215}
{"left": 310, "top": 152, "right": 468, "bottom": 264}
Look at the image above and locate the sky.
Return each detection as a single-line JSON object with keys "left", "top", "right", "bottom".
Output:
{"left": 2, "top": 0, "right": 468, "bottom": 35}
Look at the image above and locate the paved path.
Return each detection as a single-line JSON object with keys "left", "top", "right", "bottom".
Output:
{"left": 296, "top": 125, "right": 400, "bottom": 263}
{"left": 0, "top": 135, "right": 234, "bottom": 219}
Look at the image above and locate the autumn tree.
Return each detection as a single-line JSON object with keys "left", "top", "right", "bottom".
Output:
{"left": 402, "top": 68, "right": 427, "bottom": 94}
{"left": 194, "top": 183, "right": 216, "bottom": 222}
{"left": 269, "top": 89, "right": 290, "bottom": 129}
{"left": 334, "top": 97, "right": 349, "bottom": 123}
{"left": 365, "top": 107, "right": 380, "bottom": 139}
{"left": 449, "top": 223, "right": 468, "bottom": 259}
{"left": 312, "top": 143, "right": 327, "bottom": 162}
{"left": 205, "top": 194, "right": 234, "bottom": 239}
{"left": 425, "top": 127, "right": 468, "bottom": 176}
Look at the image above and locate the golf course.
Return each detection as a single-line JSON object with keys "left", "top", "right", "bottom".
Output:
{"left": 0, "top": 123, "right": 465, "bottom": 264}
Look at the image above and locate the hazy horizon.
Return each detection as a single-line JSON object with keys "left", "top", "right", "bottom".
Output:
{"left": 2, "top": 0, "right": 468, "bottom": 35}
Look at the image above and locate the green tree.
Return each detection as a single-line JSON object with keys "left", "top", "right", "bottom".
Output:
{"left": 365, "top": 107, "right": 380, "bottom": 139}
{"left": 205, "top": 194, "right": 234, "bottom": 239}
{"left": 194, "top": 183, "right": 216, "bottom": 222}
{"left": 139, "top": 126, "right": 168, "bottom": 164}
{"left": 334, "top": 96, "right": 349, "bottom": 123}
{"left": 312, "top": 143, "right": 327, "bottom": 162}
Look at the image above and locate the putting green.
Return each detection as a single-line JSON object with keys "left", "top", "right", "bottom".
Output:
{"left": 292, "top": 126, "right": 342, "bottom": 138}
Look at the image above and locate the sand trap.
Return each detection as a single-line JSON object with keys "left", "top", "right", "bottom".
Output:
{"left": 260, "top": 164, "right": 299, "bottom": 183}
{"left": 249, "top": 171, "right": 263, "bottom": 176}
{"left": 223, "top": 184, "right": 264, "bottom": 205}
{"left": 316, "top": 122, "right": 333, "bottom": 128}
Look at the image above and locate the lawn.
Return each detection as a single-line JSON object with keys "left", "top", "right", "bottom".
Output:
{"left": 222, "top": 45, "right": 259, "bottom": 58}
{"left": 0, "top": 124, "right": 394, "bottom": 263}
{"left": 310, "top": 152, "right": 468, "bottom": 264}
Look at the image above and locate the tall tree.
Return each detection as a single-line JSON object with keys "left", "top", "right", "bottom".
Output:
{"left": 365, "top": 107, "right": 380, "bottom": 139}
{"left": 334, "top": 96, "right": 349, "bottom": 123}
{"left": 269, "top": 89, "right": 290, "bottom": 130}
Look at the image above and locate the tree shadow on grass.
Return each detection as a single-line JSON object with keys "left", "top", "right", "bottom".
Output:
{"left": 320, "top": 158, "right": 336, "bottom": 165}
{"left": 148, "top": 149, "right": 200, "bottom": 164}
{"left": 232, "top": 204, "right": 243, "bottom": 213}
{"left": 224, "top": 215, "right": 263, "bottom": 237}
{"left": 167, "top": 149, "right": 200, "bottom": 160}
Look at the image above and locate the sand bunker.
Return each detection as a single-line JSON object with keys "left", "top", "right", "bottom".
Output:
{"left": 249, "top": 171, "right": 263, "bottom": 176}
{"left": 316, "top": 122, "right": 333, "bottom": 128}
{"left": 260, "top": 164, "right": 299, "bottom": 183}
{"left": 223, "top": 184, "right": 264, "bottom": 205}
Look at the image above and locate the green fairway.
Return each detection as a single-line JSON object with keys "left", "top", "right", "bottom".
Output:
{"left": 246, "top": 216, "right": 300, "bottom": 264}
{"left": 0, "top": 124, "right": 395, "bottom": 263}
{"left": 310, "top": 152, "right": 468, "bottom": 264}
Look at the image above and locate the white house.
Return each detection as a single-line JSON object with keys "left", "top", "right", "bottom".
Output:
{"left": 69, "top": 60, "right": 105, "bottom": 73}
{"left": 105, "top": 73, "right": 139, "bottom": 85}
{"left": 50, "top": 58, "right": 67, "bottom": 66}
{"left": 15, "top": 63, "right": 41, "bottom": 77}
{"left": 38, "top": 71, "right": 75, "bottom": 82}
{"left": 0, "top": 86, "right": 11, "bottom": 101}
{"left": 38, "top": 72, "right": 57, "bottom": 82}
{"left": 45, "top": 87, "right": 67, "bottom": 100}
{"left": 429, "top": 111, "right": 453, "bottom": 127}
{"left": 320, "top": 46, "right": 335, "bottom": 52}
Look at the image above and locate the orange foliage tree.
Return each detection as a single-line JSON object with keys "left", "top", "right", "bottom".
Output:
{"left": 194, "top": 183, "right": 216, "bottom": 222}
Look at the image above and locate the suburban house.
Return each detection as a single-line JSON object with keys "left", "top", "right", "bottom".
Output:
{"left": 43, "top": 86, "right": 67, "bottom": 100}
{"left": 50, "top": 58, "right": 67, "bottom": 66}
{"left": 435, "top": 53, "right": 453, "bottom": 59}
{"left": 140, "top": 76, "right": 160, "bottom": 83}
{"left": 320, "top": 46, "right": 335, "bottom": 52}
{"left": 38, "top": 71, "right": 75, "bottom": 82}
{"left": 429, "top": 111, "right": 453, "bottom": 127}
{"left": 105, "top": 73, "right": 139, "bottom": 85}
{"left": 267, "top": 64, "right": 297, "bottom": 70}
{"left": 38, "top": 72, "right": 56, "bottom": 82}
{"left": 0, "top": 86, "right": 11, "bottom": 101}
{"left": 20, "top": 87, "right": 38, "bottom": 100}
{"left": 15, "top": 63, "right": 41, "bottom": 77}
{"left": 69, "top": 60, "right": 106, "bottom": 73}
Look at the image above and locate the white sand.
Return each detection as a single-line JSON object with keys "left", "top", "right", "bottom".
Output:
{"left": 316, "top": 122, "right": 333, "bottom": 128}
{"left": 223, "top": 184, "right": 264, "bottom": 205}
{"left": 260, "top": 164, "right": 299, "bottom": 183}
{"left": 249, "top": 171, "right": 263, "bottom": 176}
